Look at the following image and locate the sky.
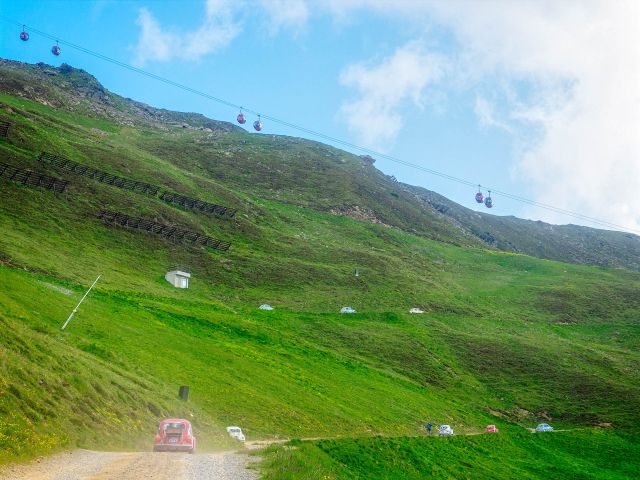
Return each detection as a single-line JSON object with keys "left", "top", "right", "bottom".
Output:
{"left": 1, "top": 0, "right": 639, "bottom": 233}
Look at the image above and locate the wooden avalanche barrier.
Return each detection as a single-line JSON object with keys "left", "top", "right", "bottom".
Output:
{"left": 97, "top": 210, "right": 231, "bottom": 251}
{"left": 39, "top": 152, "right": 159, "bottom": 195}
{"left": 0, "top": 162, "right": 68, "bottom": 193}
{"left": 38, "top": 152, "right": 237, "bottom": 220}
{"left": 0, "top": 121, "right": 11, "bottom": 138}
{"left": 160, "top": 191, "right": 236, "bottom": 218}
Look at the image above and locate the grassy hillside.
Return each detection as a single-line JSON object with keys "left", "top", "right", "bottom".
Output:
{"left": 409, "top": 186, "right": 640, "bottom": 271}
{"left": 0, "top": 60, "right": 639, "bottom": 477}
{"left": 259, "top": 430, "right": 640, "bottom": 479}
{"left": 1, "top": 59, "right": 639, "bottom": 271}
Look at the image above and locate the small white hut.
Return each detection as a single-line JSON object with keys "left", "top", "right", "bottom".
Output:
{"left": 165, "top": 267, "right": 191, "bottom": 289}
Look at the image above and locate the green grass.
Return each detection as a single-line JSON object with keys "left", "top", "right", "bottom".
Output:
{"left": 258, "top": 430, "right": 640, "bottom": 479}
{"left": 1, "top": 260, "right": 638, "bottom": 464}
{"left": 0, "top": 80, "right": 639, "bottom": 477}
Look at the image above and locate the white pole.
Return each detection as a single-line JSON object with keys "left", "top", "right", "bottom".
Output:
{"left": 61, "top": 275, "right": 101, "bottom": 331}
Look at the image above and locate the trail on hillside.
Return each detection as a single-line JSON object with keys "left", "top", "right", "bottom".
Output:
{"left": 1, "top": 449, "right": 258, "bottom": 480}
{"left": 245, "top": 431, "right": 489, "bottom": 448}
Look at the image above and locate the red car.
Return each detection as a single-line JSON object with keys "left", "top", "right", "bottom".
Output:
{"left": 153, "top": 419, "right": 196, "bottom": 453}
{"left": 485, "top": 424, "right": 499, "bottom": 433}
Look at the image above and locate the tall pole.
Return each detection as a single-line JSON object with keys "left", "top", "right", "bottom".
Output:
{"left": 61, "top": 275, "right": 101, "bottom": 331}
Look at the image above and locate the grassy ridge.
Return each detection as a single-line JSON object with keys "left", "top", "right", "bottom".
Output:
{"left": 3, "top": 59, "right": 639, "bottom": 272}
{"left": 258, "top": 430, "right": 640, "bottom": 479}
{"left": 0, "top": 81, "right": 639, "bottom": 476}
{"left": 0, "top": 266, "right": 239, "bottom": 462}
{"left": 1, "top": 263, "right": 638, "bottom": 462}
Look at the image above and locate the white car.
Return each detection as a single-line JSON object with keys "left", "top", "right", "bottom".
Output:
{"left": 340, "top": 307, "right": 357, "bottom": 313}
{"left": 226, "top": 426, "right": 246, "bottom": 442}
{"left": 438, "top": 425, "right": 454, "bottom": 436}
{"left": 535, "top": 423, "right": 554, "bottom": 432}
{"left": 259, "top": 304, "right": 274, "bottom": 310}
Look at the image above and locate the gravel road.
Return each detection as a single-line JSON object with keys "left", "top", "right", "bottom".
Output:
{"left": 1, "top": 449, "right": 259, "bottom": 480}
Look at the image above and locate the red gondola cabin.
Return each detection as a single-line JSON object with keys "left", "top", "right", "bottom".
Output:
{"left": 484, "top": 190, "right": 493, "bottom": 208}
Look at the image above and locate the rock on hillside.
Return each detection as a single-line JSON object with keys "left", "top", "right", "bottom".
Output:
{"left": 0, "top": 59, "right": 242, "bottom": 132}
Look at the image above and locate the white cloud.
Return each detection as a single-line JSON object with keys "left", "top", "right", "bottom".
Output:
{"left": 132, "top": 0, "right": 242, "bottom": 66}
{"left": 425, "top": 0, "right": 640, "bottom": 230}
{"left": 132, "top": 0, "right": 310, "bottom": 65}
{"left": 258, "top": 0, "right": 310, "bottom": 35}
{"left": 338, "top": 42, "right": 445, "bottom": 150}
{"left": 322, "top": 0, "right": 640, "bottom": 231}
{"left": 128, "top": 0, "right": 640, "bottom": 230}
{"left": 474, "top": 96, "right": 512, "bottom": 133}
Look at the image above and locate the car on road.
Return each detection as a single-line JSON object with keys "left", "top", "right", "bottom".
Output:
{"left": 226, "top": 426, "right": 246, "bottom": 442}
{"left": 485, "top": 424, "right": 499, "bottom": 433}
{"left": 535, "top": 423, "right": 554, "bottom": 432}
{"left": 438, "top": 425, "right": 454, "bottom": 436}
{"left": 153, "top": 419, "right": 196, "bottom": 453}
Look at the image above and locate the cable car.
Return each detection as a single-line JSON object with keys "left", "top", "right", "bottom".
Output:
{"left": 51, "top": 41, "right": 61, "bottom": 56}
{"left": 236, "top": 109, "right": 246, "bottom": 125}
{"left": 20, "top": 26, "right": 29, "bottom": 41}
{"left": 253, "top": 115, "right": 262, "bottom": 132}
{"left": 475, "top": 185, "right": 484, "bottom": 203}
{"left": 484, "top": 190, "right": 493, "bottom": 208}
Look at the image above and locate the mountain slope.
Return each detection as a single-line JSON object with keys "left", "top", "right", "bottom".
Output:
{"left": 0, "top": 59, "right": 638, "bottom": 271}
{"left": 407, "top": 186, "right": 640, "bottom": 270}
{"left": 0, "top": 59, "right": 638, "bottom": 476}
{"left": 259, "top": 431, "right": 640, "bottom": 480}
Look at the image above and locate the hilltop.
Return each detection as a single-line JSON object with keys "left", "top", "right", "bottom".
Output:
{"left": 1, "top": 59, "right": 638, "bottom": 271}
{"left": 0, "top": 59, "right": 639, "bottom": 478}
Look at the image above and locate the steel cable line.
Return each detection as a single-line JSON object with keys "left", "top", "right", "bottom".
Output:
{"left": 3, "top": 16, "right": 639, "bottom": 234}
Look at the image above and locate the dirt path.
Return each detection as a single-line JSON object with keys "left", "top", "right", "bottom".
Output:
{"left": 0, "top": 449, "right": 259, "bottom": 480}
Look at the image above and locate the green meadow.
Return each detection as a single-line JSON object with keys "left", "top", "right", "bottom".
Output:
{"left": 0, "top": 72, "right": 638, "bottom": 477}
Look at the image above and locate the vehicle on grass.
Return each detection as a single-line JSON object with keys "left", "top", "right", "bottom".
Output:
{"left": 153, "top": 419, "right": 196, "bottom": 453}
{"left": 340, "top": 307, "right": 357, "bottom": 313}
{"left": 485, "top": 424, "right": 499, "bottom": 433}
{"left": 438, "top": 425, "right": 454, "bottom": 436}
{"left": 535, "top": 423, "right": 554, "bottom": 432}
{"left": 226, "top": 426, "right": 246, "bottom": 442}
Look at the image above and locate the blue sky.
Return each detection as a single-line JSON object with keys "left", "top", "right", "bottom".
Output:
{"left": 2, "top": 1, "right": 639, "bottom": 233}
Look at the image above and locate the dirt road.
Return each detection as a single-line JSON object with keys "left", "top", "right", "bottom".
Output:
{"left": 1, "top": 449, "right": 259, "bottom": 480}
